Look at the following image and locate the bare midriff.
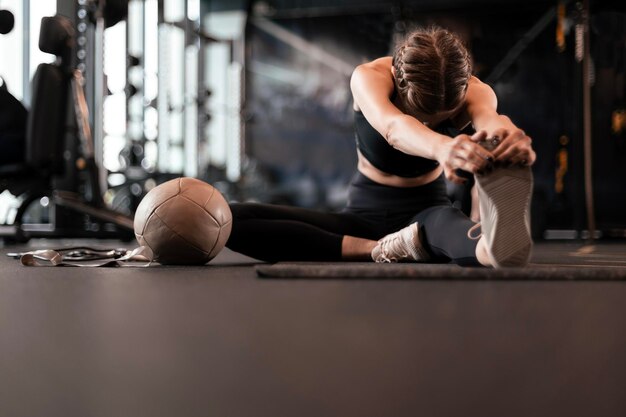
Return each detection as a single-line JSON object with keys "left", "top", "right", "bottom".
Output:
{"left": 356, "top": 149, "right": 443, "bottom": 188}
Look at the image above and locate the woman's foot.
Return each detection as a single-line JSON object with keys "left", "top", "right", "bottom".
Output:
{"left": 474, "top": 164, "right": 534, "bottom": 267}
{"left": 371, "top": 222, "right": 430, "bottom": 263}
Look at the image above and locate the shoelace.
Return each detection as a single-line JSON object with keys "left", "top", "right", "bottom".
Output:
{"left": 378, "top": 235, "right": 410, "bottom": 263}
{"left": 467, "top": 223, "right": 482, "bottom": 240}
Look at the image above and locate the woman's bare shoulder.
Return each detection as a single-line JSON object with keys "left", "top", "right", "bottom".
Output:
{"left": 351, "top": 57, "right": 395, "bottom": 112}
{"left": 466, "top": 75, "right": 497, "bottom": 108}
{"left": 357, "top": 56, "right": 393, "bottom": 72}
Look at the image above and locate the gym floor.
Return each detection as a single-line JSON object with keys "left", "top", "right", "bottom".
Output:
{"left": 1, "top": 238, "right": 626, "bottom": 417}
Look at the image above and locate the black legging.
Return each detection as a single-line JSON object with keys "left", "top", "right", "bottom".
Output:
{"left": 226, "top": 172, "right": 481, "bottom": 265}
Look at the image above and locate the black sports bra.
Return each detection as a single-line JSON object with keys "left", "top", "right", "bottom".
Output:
{"left": 353, "top": 101, "right": 473, "bottom": 178}
{"left": 354, "top": 110, "right": 440, "bottom": 178}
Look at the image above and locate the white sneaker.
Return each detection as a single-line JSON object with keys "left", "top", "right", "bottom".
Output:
{"left": 475, "top": 164, "right": 534, "bottom": 267}
{"left": 372, "top": 222, "right": 430, "bottom": 263}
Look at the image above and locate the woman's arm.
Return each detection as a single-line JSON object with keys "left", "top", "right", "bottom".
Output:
{"left": 465, "top": 77, "right": 536, "bottom": 166}
{"left": 351, "top": 57, "right": 447, "bottom": 161}
{"left": 350, "top": 58, "right": 492, "bottom": 184}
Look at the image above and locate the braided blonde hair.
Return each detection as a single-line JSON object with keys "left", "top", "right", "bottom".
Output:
{"left": 392, "top": 26, "right": 472, "bottom": 116}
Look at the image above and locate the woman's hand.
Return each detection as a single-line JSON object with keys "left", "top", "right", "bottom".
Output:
{"left": 488, "top": 126, "right": 536, "bottom": 168}
{"left": 438, "top": 130, "right": 494, "bottom": 184}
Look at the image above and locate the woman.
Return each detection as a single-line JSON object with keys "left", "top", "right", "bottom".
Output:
{"left": 226, "top": 25, "right": 535, "bottom": 268}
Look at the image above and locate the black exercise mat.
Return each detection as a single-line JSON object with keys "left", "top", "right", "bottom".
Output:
{"left": 256, "top": 262, "right": 626, "bottom": 280}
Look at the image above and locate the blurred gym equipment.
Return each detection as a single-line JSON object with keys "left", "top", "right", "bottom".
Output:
{"left": 0, "top": 14, "right": 133, "bottom": 242}
{"left": 0, "top": 9, "right": 14, "bottom": 34}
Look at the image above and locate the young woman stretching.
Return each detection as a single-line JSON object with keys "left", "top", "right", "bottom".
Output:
{"left": 226, "top": 25, "right": 536, "bottom": 268}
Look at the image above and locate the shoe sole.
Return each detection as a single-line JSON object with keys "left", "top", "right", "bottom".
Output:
{"left": 475, "top": 166, "right": 533, "bottom": 267}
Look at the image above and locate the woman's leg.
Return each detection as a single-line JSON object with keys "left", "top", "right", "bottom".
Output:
{"left": 226, "top": 202, "right": 381, "bottom": 262}
{"left": 377, "top": 166, "right": 533, "bottom": 268}
{"left": 412, "top": 205, "right": 483, "bottom": 266}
